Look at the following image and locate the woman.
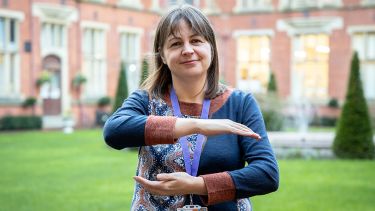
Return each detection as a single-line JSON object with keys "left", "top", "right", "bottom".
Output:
{"left": 103, "top": 5, "right": 279, "bottom": 210}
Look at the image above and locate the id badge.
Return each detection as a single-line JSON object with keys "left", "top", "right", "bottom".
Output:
{"left": 177, "top": 205, "right": 208, "bottom": 211}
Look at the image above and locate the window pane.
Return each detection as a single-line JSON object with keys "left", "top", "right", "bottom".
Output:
{"left": 0, "top": 18, "right": 5, "bottom": 50}
{"left": 367, "top": 33, "right": 375, "bottom": 60}
{"left": 185, "top": 0, "right": 194, "bottom": 5}
{"left": 9, "top": 19, "right": 15, "bottom": 45}
{"left": 362, "top": 64, "right": 375, "bottom": 99}
{"left": 9, "top": 53, "right": 15, "bottom": 92}
{"left": 0, "top": 53, "right": 4, "bottom": 94}
{"left": 83, "top": 29, "right": 92, "bottom": 56}
{"left": 292, "top": 34, "right": 329, "bottom": 99}
{"left": 353, "top": 33, "right": 365, "bottom": 59}
{"left": 168, "top": 0, "right": 178, "bottom": 5}
{"left": 237, "top": 35, "right": 270, "bottom": 93}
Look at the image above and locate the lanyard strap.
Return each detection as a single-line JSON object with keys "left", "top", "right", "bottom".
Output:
{"left": 170, "top": 87, "right": 210, "bottom": 177}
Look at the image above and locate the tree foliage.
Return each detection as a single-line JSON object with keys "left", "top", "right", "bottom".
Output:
{"left": 333, "top": 52, "right": 374, "bottom": 159}
{"left": 140, "top": 58, "right": 149, "bottom": 86}
{"left": 112, "top": 62, "right": 129, "bottom": 113}
{"left": 267, "top": 71, "right": 277, "bottom": 93}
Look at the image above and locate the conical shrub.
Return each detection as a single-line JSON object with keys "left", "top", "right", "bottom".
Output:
{"left": 267, "top": 71, "right": 277, "bottom": 93}
{"left": 140, "top": 58, "right": 149, "bottom": 86}
{"left": 333, "top": 51, "right": 374, "bottom": 159}
{"left": 112, "top": 62, "right": 129, "bottom": 113}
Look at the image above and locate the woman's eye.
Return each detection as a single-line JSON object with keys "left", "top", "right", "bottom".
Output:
{"left": 192, "top": 39, "right": 203, "bottom": 44}
{"left": 170, "top": 42, "right": 181, "bottom": 47}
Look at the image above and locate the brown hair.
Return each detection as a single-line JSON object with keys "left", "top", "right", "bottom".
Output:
{"left": 141, "top": 5, "right": 219, "bottom": 99}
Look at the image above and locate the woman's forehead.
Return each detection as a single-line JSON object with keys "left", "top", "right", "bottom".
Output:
{"left": 167, "top": 20, "right": 197, "bottom": 38}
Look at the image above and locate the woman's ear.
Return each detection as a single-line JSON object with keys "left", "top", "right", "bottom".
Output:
{"left": 158, "top": 47, "right": 166, "bottom": 64}
{"left": 160, "top": 54, "right": 166, "bottom": 64}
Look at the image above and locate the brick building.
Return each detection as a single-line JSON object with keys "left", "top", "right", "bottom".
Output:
{"left": 0, "top": 0, "right": 374, "bottom": 128}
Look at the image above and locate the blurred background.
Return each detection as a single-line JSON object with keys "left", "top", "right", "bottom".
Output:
{"left": 0, "top": 0, "right": 374, "bottom": 128}
{"left": 0, "top": 0, "right": 375, "bottom": 210}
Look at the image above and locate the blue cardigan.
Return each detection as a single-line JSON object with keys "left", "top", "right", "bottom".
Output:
{"left": 103, "top": 89, "right": 279, "bottom": 210}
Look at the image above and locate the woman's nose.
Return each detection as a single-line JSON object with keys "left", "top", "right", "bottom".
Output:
{"left": 181, "top": 43, "right": 194, "bottom": 55}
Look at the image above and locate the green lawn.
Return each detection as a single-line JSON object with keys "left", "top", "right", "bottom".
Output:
{"left": 1, "top": 130, "right": 374, "bottom": 211}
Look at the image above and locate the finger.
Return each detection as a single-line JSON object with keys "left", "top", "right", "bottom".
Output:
{"left": 134, "top": 176, "right": 165, "bottom": 194}
{"left": 229, "top": 125, "right": 261, "bottom": 140}
{"left": 247, "top": 132, "right": 261, "bottom": 140}
{"left": 230, "top": 122, "right": 261, "bottom": 140}
{"left": 157, "top": 173, "right": 174, "bottom": 181}
{"left": 133, "top": 176, "right": 150, "bottom": 186}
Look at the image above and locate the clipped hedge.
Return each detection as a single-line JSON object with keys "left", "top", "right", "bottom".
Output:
{"left": 0, "top": 116, "right": 42, "bottom": 130}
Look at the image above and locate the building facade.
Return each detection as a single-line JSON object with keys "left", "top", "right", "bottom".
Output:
{"left": 0, "top": 0, "right": 374, "bottom": 128}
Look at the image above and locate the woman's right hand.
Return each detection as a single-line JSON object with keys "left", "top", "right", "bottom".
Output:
{"left": 174, "top": 118, "right": 261, "bottom": 140}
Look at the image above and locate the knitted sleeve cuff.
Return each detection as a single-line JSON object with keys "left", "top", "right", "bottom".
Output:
{"left": 145, "top": 115, "right": 177, "bottom": 145}
{"left": 199, "top": 172, "right": 236, "bottom": 205}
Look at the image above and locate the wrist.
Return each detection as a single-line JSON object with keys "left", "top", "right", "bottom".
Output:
{"left": 191, "top": 176, "right": 207, "bottom": 195}
{"left": 191, "top": 119, "right": 201, "bottom": 134}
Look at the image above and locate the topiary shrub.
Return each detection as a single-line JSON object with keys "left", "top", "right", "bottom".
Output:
{"left": 112, "top": 62, "right": 129, "bottom": 113}
{"left": 267, "top": 71, "right": 277, "bottom": 93}
{"left": 333, "top": 52, "right": 374, "bottom": 159}
{"left": 328, "top": 98, "right": 339, "bottom": 108}
{"left": 97, "top": 96, "right": 111, "bottom": 107}
{"left": 140, "top": 58, "right": 149, "bottom": 87}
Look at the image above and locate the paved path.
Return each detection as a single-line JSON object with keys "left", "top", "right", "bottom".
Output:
{"left": 267, "top": 132, "right": 375, "bottom": 158}
{"left": 268, "top": 132, "right": 335, "bottom": 149}
{"left": 268, "top": 132, "right": 375, "bottom": 148}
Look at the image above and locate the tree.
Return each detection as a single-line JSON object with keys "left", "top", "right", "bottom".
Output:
{"left": 267, "top": 71, "right": 277, "bottom": 93}
{"left": 261, "top": 71, "right": 283, "bottom": 131}
{"left": 112, "top": 62, "right": 129, "bottom": 113}
{"left": 140, "top": 57, "right": 149, "bottom": 86}
{"left": 333, "top": 51, "right": 374, "bottom": 159}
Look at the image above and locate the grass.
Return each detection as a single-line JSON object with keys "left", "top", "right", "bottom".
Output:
{"left": 1, "top": 130, "right": 375, "bottom": 211}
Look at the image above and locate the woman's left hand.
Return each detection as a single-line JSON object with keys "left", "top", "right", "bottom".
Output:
{"left": 133, "top": 172, "right": 207, "bottom": 196}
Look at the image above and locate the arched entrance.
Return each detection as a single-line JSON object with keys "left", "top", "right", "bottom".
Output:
{"left": 41, "top": 55, "right": 62, "bottom": 115}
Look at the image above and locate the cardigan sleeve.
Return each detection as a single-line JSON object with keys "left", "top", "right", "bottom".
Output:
{"left": 103, "top": 90, "right": 177, "bottom": 149}
{"left": 228, "top": 93, "right": 279, "bottom": 198}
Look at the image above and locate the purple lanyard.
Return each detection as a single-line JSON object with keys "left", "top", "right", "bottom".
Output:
{"left": 170, "top": 87, "right": 210, "bottom": 176}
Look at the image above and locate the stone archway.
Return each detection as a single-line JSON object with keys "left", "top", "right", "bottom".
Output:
{"left": 41, "top": 55, "right": 62, "bottom": 116}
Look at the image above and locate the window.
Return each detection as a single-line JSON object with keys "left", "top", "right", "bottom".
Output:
{"left": 117, "top": 0, "right": 143, "bottom": 9}
{"left": 361, "top": 0, "right": 375, "bottom": 6}
{"left": 352, "top": 32, "right": 375, "bottom": 99}
{"left": 279, "top": 0, "right": 341, "bottom": 10}
{"left": 82, "top": 28, "right": 106, "bottom": 98}
{"left": 291, "top": 34, "right": 329, "bottom": 100}
{"left": 234, "top": 0, "right": 273, "bottom": 12}
{"left": 0, "top": 17, "right": 20, "bottom": 97}
{"left": 236, "top": 35, "right": 271, "bottom": 93}
{"left": 42, "top": 23, "right": 65, "bottom": 49}
{"left": 80, "top": 0, "right": 105, "bottom": 3}
{"left": 120, "top": 31, "right": 141, "bottom": 93}
{"left": 165, "top": 0, "right": 199, "bottom": 7}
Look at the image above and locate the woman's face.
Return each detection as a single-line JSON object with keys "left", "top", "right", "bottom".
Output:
{"left": 161, "top": 20, "right": 212, "bottom": 82}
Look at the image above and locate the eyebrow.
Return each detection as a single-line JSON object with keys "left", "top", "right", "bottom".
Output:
{"left": 166, "top": 33, "right": 201, "bottom": 42}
